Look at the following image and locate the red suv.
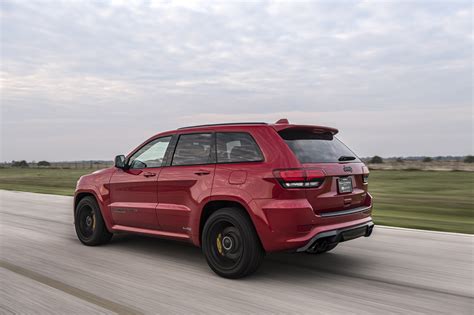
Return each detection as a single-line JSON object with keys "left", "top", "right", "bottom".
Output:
{"left": 74, "top": 119, "right": 373, "bottom": 278}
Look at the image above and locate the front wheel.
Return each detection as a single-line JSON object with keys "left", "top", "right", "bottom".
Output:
{"left": 202, "top": 208, "right": 264, "bottom": 279}
{"left": 75, "top": 196, "right": 112, "bottom": 246}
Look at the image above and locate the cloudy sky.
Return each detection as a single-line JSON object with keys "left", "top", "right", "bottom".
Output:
{"left": 1, "top": 0, "right": 472, "bottom": 161}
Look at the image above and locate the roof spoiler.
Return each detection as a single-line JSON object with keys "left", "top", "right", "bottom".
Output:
{"left": 272, "top": 118, "right": 338, "bottom": 135}
{"left": 275, "top": 118, "right": 289, "bottom": 124}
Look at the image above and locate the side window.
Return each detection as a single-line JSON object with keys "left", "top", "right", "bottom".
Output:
{"left": 128, "top": 136, "right": 172, "bottom": 169}
{"left": 216, "top": 132, "right": 263, "bottom": 163}
{"left": 172, "top": 133, "right": 213, "bottom": 166}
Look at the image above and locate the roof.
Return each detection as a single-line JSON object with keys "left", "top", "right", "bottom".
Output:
{"left": 177, "top": 122, "right": 267, "bottom": 130}
{"left": 175, "top": 119, "right": 338, "bottom": 135}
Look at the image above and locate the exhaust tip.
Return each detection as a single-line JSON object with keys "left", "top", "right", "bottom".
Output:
{"left": 366, "top": 225, "right": 374, "bottom": 237}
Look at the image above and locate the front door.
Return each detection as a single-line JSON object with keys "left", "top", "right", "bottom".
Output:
{"left": 109, "top": 136, "right": 172, "bottom": 229}
{"left": 157, "top": 133, "right": 215, "bottom": 234}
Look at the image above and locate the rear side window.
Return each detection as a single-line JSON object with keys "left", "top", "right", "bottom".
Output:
{"left": 279, "top": 129, "right": 360, "bottom": 163}
{"left": 216, "top": 132, "right": 263, "bottom": 163}
{"left": 172, "top": 133, "right": 213, "bottom": 166}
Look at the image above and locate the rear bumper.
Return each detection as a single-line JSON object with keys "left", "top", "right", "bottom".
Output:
{"left": 248, "top": 197, "right": 373, "bottom": 252}
{"left": 296, "top": 221, "right": 374, "bottom": 252}
{"left": 319, "top": 205, "right": 371, "bottom": 218}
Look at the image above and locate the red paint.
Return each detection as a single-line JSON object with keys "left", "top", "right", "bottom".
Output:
{"left": 75, "top": 122, "right": 373, "bottom": 252}
{"left": 157, "top": 164, "right": 215, "bottom": 234}
{"left": 108, "top": 167, "right": 162, "bottom": 229}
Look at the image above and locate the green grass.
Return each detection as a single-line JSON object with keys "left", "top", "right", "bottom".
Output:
{"left": 369, "top": 170, "right": 474, "bottom": 234}
{"left": 0, "top": 168, "right": 91, "bottom": 196}
{"left": 0, "top": 168, "right": 473, "bottom": 234}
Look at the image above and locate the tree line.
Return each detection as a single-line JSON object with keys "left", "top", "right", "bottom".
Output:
{"left": 368, "top": 155, "right": 474, "bottom": 164}
{"left": 10, "top": 160, "right": 50, "bottom": 167}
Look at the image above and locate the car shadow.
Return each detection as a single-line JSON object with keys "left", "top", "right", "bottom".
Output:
{"left": 108, "top": 234, "right": 202, "bottom": 256}
{"left": 106, "top": 234, "right": 371, "bottom": 282}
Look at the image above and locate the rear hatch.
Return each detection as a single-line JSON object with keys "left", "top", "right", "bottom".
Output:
{"left": 277, "top": 126, "right": 369, "bottom": 215}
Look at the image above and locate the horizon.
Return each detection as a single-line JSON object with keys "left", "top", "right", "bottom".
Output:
{"left": 3, "top": 154, "right": 473, "bottom": 164}
{"left": 1, "top": 1, "right": 472, "bottom": 160}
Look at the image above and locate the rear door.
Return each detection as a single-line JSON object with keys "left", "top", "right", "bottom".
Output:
{"left": 108, "top": 136, "right": 172, "bottom": 229}
{"left": 279, "top": 129, "right": 368, "bottom": 215}
{"left": 156, "top": 133, "right": 216, "bottom": 234}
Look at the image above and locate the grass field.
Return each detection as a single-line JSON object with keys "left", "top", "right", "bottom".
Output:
{"left": 0, "top": 168, "right": 472, "bottom": 234}
{"left": 368, "top": 170, "right": 473, "bottom": 234}
{"left": 0, "top": 168, "right": 90, "bottom": 196}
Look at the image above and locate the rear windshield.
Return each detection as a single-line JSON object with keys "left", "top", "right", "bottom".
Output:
{"left": 279, "top": 129, "right": 360, "bottom": 163}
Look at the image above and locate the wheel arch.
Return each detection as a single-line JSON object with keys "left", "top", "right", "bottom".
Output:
{"left": 197, "top": 199, "right": 263, "bottom": 250}
{"left": 74, "top": 189, "right": 113, "bottom": 231}
{"left": 74, "top": 192, "right": 95, "bottom": 213}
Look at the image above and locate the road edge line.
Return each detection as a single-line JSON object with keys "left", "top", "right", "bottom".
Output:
{"left": 377, "top": 225, "right": 473, "bottom": 237}
{"left": 0, "top": 260, "right": 144, "bottom": 315}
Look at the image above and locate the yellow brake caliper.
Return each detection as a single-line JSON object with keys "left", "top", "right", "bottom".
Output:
{"left": 216, "top": 233, "right": 223, "bottom": 255}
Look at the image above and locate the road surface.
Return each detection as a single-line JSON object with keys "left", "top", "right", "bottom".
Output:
{"left": 0, "top": 190, "right": 472, "bottom": 314}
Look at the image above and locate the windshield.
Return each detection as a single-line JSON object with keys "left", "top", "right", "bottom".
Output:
{"left": 279, "top": 130, "right": 360, "bottom": 163}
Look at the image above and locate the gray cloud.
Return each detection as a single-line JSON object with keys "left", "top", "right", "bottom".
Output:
{"left": 1, "top": 0, "right": 472, "bottom": 161}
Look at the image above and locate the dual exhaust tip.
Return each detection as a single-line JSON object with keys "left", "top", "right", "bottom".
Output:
{"left": 306, "top": 224, "right": 374, "bottom": 254}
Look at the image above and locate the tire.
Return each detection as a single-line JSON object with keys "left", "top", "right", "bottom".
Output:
{"left": 202, "top": 207, "right": 264, "bottom": 279}
{"left": 75, "top": 196, "right": 112, "bottom": 246}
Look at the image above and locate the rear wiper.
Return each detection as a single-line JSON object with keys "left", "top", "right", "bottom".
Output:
{"left": 338, "top": 155, "right": 356, "bottom": 161}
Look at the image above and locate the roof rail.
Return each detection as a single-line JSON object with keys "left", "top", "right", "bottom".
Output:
{"left": 177, "top": 122, "right": 268, "bottom": 130}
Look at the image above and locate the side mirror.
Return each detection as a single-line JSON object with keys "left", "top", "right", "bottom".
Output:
{"left": 114, "top": 155, "right": 126, "bottom": 169}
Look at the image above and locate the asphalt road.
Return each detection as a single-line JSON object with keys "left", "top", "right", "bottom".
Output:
{"left": 1, "top": 190, "right": 472, "bottom": 314}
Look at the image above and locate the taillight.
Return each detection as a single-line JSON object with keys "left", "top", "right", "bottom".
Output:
{"left": 274, "top": 169, "right": 325, "bottom": 188}
{"left": 362, "top": 166, "right": 369, "bottom": 184}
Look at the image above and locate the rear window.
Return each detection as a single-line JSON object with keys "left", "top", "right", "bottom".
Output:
{"left": 279, "top": 129, "right": 360, "bottom": 163}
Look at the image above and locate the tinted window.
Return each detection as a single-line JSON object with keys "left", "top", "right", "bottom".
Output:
{"left": 129, "top": 136, "right": 171, "bottom": 169}
{"left": 280, "top": 130, "right": 360, "bottom": 163}
{"left": 172, "top": 133, "right": 213, "bottom": 166}
{"left": 217, "top": 132, "right": 263, "bottom": 163}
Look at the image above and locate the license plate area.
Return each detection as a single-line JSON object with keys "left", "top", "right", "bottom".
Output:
{"left": 337, "top": 177, "right": 353, "bottom": 194}
{"left": 341, "top": 226, "right": 366, "bottom": 241}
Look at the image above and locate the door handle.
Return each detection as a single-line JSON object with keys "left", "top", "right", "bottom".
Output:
{"left": 143, "top": 172, "right": 156, "bottom": 177}
{"left": 194, "top": 170, "right": 210, "bottom": 176}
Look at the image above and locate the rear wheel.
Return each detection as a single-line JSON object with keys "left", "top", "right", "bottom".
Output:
{"left": 202, "top": 208, "right": 264, "bottom": 279}
{"left": 75, "top": 196, "right": 112, "bottom": 246}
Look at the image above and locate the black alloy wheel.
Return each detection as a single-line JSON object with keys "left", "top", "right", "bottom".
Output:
{"left": 202, "top": 207, "right": 264, "bottom": 279}
{"left": 75, "top": 196, "right": 112, "bottom": 246}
